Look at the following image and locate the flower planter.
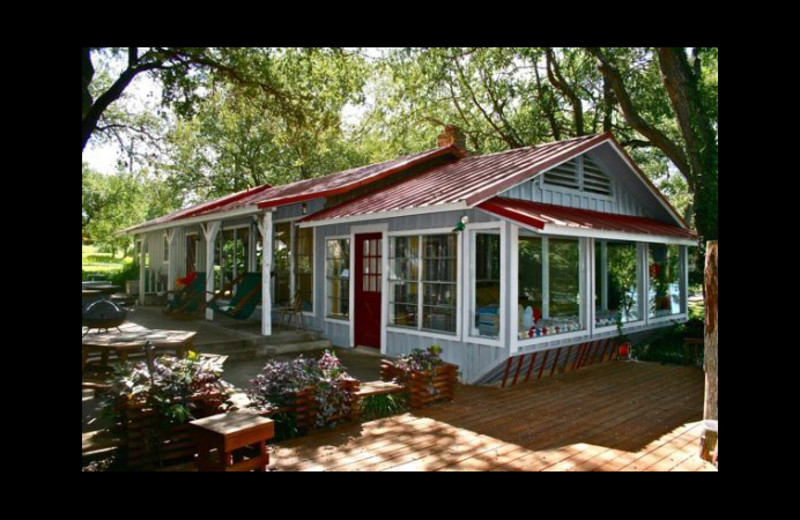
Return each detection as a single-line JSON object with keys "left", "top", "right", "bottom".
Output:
{"left": 380, "top": 359, "right": 457, "bottom": 408}
{"left": 119, "top": 392, "right": 225, "bottom": 471}
{"left": 255, "top": 377, "right": 361, "bottom": 432}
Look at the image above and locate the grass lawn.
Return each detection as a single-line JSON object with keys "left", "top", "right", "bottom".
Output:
{"left": 82, "top": 245, "right": 134, "bottom": 278}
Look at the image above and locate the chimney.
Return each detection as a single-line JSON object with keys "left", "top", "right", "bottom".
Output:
{"left": 436, "top": 125, "right": 468, "bottom": 154}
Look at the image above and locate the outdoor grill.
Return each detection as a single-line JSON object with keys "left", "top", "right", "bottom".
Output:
{"left": 82, "top": 299, "right": 127, "bottom": 333}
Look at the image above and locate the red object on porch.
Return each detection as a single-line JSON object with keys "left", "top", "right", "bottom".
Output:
{"left": 354, "top": 233, "right": 383, "bottom": 348}
{"left": 478, "top": 197, "right": 697, "bottom": 240}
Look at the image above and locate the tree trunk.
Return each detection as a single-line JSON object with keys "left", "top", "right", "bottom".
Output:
{"left": 703, "top": 240, "right": 718, "bottom": 421}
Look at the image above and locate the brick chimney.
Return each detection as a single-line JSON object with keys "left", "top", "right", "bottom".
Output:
{"left": 436, "top": 125, "right": 468, "bottom": 154}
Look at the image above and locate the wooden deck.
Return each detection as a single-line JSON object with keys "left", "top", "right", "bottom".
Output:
{"left": 269, "top": 361, "right": 717, "bottom": 471}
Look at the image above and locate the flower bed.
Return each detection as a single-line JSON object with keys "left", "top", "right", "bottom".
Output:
{"left": 248, "top": 351, "right": 360, "bottom": 437}
{"left": 101, "top": 353, "right": 227, "bottom": 470}
{"left": 380, "top": 346, "right": 457, "bottom": 408}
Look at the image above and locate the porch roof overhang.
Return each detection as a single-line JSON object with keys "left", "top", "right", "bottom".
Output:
{"left": 478, "top": 197, "right": 698, "bottom": 246}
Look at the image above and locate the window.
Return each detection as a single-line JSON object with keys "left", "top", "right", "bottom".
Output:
{"left": 326, "top": 238, "right": 349, "bottom": 320}
{"left": 422, "top": 235, "right": 457, "bottom": 334}
{"left": 595, "top": 240, "right": 640, "bottom": 327}
{"left": 471, "top": 232, "right": 501, "bottom": 338}
{"left": 517, "top": 234, "right": 584, "bottom": 339}
{"left": 389, "top": 233, "right": 458, "bottom": 334}
{"left": 648, "top": 243, "right": 682, "bottom": 318}
{"left": 272, "top": 222, "right": 291, "bottom": 307}
{"left": 389, "top": 236, "right": 419, "bottom": 329}
{"left": 295, "top": 226, "right": 314, "bottom": 312}
{"left": 542, "top": 156, "right": 612, "bottom": 197}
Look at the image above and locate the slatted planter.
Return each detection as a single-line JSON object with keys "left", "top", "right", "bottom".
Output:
{"left": 255, "top": 378, "right": 361, "bottom": 432}
{"left": 380, "top": 360, "right": 457, "bottom": 408}
{"left": 120, "top": 393, "right": 225, "bottom": 471}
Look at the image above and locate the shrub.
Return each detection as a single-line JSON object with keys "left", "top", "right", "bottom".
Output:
{"left": 248, "top": 350, "right": 354, "bottom": 430}
{"left": 635, "top": 318, "right": 704, "bottom": 365}
{"left": 360, "top": 393, "right": 409, "bottom": 422}
{"left": 101, "top": 352, "right": 227, "bottom": 427}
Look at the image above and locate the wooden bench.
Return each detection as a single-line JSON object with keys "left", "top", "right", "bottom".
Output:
{"left": 351, "top": 380, "right": 407, "bottom": 421}
{"left": 189, "top": 412, "right": 275, "bottom": 472}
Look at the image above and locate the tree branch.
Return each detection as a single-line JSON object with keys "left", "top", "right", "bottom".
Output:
{"left": 545, "top": 48, "right": 585, "bottom": 136}
{"left": 586, "top": 47, "right": 691, "bottom": 179}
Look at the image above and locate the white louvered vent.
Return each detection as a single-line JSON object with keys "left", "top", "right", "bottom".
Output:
{"left": 542, "top": 156, "right": 613, "bottom": 197}
{"left": 543, "top": 161, "right": 580, "bottom": 190}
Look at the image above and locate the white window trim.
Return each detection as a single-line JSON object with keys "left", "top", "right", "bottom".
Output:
{"left": 386, "top": 228, "right": 462, "bottom": 343}
{"left": 324, "top": 235, "right": 350, "bottom": 323}
{"left": 294, "top": 224, "right": 316, "bottom": 317}
{"left": 464, "top": 220, "right": 506, "bottom": 348}
{"left": 591, "top": 238, "right": 646, "bottom": 335}
{"left": 644, "top": 242, "right": 687, "bottom": 324}
{"left": 512, "top": 231, "right": 589, "bottom": 350}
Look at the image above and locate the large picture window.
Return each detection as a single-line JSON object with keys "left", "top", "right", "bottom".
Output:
{"left": 389, "top": 233, "right": 457, "bottom": 334}
{"left": 471, "top": 232, "right": 501, "bottom": 338}
{"left": 517, "top": 234, "right": 584, "bottom": 339}
{"left": 295, "top": 226, "right": 314, "bottom": 312}
{"left": 648, "top": 243, "right": 682, "bottom": 318}
{"left": 326, "top": 238, "right": 349, "bottom": 319}
{"left": 595, "top": 240, "right": 640, "bottom": 327}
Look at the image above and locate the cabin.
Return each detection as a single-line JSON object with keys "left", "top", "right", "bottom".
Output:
{"left": 125, "top": 127, "right": 696, "bottom": 384}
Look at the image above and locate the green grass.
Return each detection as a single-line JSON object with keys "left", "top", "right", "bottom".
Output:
{"left": 82, "top": 245, "right": 133, "bottom": 276}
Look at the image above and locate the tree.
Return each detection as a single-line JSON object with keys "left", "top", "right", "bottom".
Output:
{"left": 585, "top": 47, "right": 718, "bottom": 241}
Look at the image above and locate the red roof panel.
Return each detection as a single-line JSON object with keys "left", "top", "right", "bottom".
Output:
{"left": 301, "top": 134, "right": 609, "bottom": 223}
{"left": 478, "top": 197, "right": 697, "bottom": 240}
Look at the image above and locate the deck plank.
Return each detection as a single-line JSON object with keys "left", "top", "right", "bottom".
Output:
{"left": 270, "top": 361, "right": 717, "bottom": 472}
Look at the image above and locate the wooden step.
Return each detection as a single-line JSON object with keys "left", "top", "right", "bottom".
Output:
{"left": 357, "top": 380, "right": 407, "bottom": 398}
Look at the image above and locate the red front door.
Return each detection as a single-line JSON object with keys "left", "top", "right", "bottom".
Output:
{"left": 354, "top": 233, "right": 382, "bottom": 348}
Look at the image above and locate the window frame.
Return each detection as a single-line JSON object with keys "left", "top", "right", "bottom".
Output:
{"left": 324, "top": 236, "right": 350, "bottom": 322}
{"left": 514, "top": 227, "right": 589, "bottom": 349}
{"left": 294, "top": 224, "right": 315, "bottom": 316}
{"left": 464, "top": 221, "right": 507, "bottom": 348}
{"left": 386, "top": 228, "right": 461, "bottom": 340}
{"left": 591, "top": 239, "right": 646, "bottom": 335}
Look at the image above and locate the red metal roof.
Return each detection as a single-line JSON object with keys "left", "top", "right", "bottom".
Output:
{"left": 254, "top": 145, "right": 463, "bottom": 209}
{"left": 127, "top": 146, "right": 461, "bottom": 232}
{"left": 301, "top": 134, "right": 610, "bottom": 223}
{"left": 478, "top": 197, "right": 697, "bottom": 240}
{"left": 125, "top": 184, "right": 274, "bottom": 232}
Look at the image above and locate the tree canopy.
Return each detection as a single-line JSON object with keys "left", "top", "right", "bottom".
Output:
{"left": 82, "top": 47, "right": 718, "bottom": 252}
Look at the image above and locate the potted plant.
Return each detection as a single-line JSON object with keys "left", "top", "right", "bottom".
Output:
{"left": 101, "top": 351, "right": 228, "bottom": 470}
{"left": 248, "top": 350, "right": 359, "bottom": 436}
{"left": 381, "top": 345, "right": 458, "bottom": 408}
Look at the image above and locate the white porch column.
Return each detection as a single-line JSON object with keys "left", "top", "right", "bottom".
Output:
{"left": 138, "top": 237, "right": 146, "bottom": 305}
{"left": 165, "top": 229, "right": 177, "bottom": 290}
{"left": 259, "top": 211, "right": 273, "bottom": 336}
{"left": 202, "top": 221, "right": 221, "bottom": 320}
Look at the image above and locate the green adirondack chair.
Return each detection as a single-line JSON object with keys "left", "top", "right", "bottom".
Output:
{"left": 208, "top": 272, "right": 262, "bottom": 320}
{"left": 164, "top": 272, "right": 207, "bottom": 318}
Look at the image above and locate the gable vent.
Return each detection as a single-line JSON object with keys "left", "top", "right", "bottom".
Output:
{"left": 542, "top": 156, "right": 613, "bottom": 197}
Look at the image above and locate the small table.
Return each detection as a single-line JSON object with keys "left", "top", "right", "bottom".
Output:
{"left": 189, "top": 412, "right": 274, "bottom": 472}
{"left": 82, "top": 329, "right": 196, "bottom": 371}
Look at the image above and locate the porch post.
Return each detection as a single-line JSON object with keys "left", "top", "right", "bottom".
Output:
{"left": 260, "top": 211, "right": 273, "bottom": 336}
{"left": 166, "top": 229, "right": 177, "bottom": 290}
{"left": 202, "top": 221, "right": 221, "bottom": 320}
{"left": 248, "top": 223, "right": 257, "bottom": 272}
{"left": 138, "top": 236, "right": 145, "bottom": 305}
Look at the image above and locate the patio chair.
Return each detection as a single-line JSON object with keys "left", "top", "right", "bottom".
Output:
{"left": 164, "top": 272, "right": 207, "bottom": 318}
{"left": 278, "top": 290, "right": 306, "bottom": 330}
{"left": 208, "top": 272, "right": 262, "bottom": 320}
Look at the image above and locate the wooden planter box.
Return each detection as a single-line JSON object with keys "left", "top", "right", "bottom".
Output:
{"left": 256, "top": 377, "right": 361, "bottom": 432}
{"left": 380, "top": 360, "right": 457, "bottom": 408}
{"left": 119, "top": 393, "right": 225, "bottom": 471}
